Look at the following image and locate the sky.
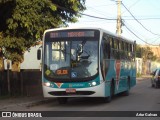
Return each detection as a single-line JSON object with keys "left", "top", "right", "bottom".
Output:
{"left": 69, "top": 0, "right": 160, "bottom": 45}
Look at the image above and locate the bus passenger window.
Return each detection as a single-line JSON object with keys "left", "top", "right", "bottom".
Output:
{"left": 117, "top": 40, "right": 120, "bottom": 50}
{"left": 119, "top": 41, "right": 121, "bottom": 50}
{"left": 114, "top": 39, "right": 117, "bottom": 49}
{"left": 121, "top": 41, "right": 124, "bottom": 50}
{"left": 112, "top": 38, "right": 114, "bottom": 49}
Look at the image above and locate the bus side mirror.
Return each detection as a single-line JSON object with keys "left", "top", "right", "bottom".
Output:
{"left": 37, "top": 49, "right": 41, "bottom": 60}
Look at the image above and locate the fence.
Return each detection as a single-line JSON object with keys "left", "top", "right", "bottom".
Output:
{"left": 0, "top": 70, "right": 42, "bottom": 96}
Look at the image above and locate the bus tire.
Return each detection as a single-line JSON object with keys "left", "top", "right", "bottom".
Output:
{"left": 155, "top": 82, "right": 159, "bottom": 88}
{"left": 103, "top": 81, "right": 114, "bottom": 103}
{"left": 57, "top": 97, "right": 68, "bottom": 104}
{"left": 123, "top": 77, "right": 130, "bottom": 96}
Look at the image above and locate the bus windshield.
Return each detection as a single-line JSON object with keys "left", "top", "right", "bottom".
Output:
{"left": 44, "top": 39, "right": 98, "bottom": 82}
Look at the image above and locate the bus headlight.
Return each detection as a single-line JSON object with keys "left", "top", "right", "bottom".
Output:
{"left": 44, "top": 82, "right": 51, "bottom": 87}
{"left": 89, "top": 81, "right": 97, "bottom": 87}
{"left": 92, "top": 82, "right": 97, "bottom": 86}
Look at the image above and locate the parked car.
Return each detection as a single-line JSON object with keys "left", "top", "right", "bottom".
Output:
{"left": 151, "top": 68, "right": 160, "bottom": 88}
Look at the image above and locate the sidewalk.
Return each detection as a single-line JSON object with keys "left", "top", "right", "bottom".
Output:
{"left": 136, "top": 75, "right": 151, "bottom": 81}
{"left": 0, "top": 95, "right": 55, "bottom": 110}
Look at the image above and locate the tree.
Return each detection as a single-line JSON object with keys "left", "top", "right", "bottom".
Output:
{"left": 136, "top": 45, "right": 157, "bottom": 74}
{"left": 136, "top": 45, "right": 157, "bottom": 61}
{"left": 0, "top": 0, "right": 86, "bottom": 63}
{"left": 141, "top": 46, "right": 157, "bottom": 61}
{"left": 136, "top": 44, "right": 142, "bottom": 58}
{"left": 0, "top": 0, "right": 86, "bottom": 96}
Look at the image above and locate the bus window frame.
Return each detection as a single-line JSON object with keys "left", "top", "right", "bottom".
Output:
{"left": 43, "top": 29, "right": 100, "bottom": 83}
{"left": 101, "top": 34, "right": 111, "bottom": 59}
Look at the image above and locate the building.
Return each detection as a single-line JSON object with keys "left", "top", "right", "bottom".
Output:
{"left": 4, "top": 45, "right": 41, "bottom": 70}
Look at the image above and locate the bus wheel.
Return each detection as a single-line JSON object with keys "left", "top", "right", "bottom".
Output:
{"left": 155, "top": 82, "right": 159, "bottom": 88}
{"left": 123, "top": 78, "right": 130, "bottom": 96}
{"left": 103, "top": 81, "right": 114, "bottom": 103}
{"left": 57, "top": 98, "right": 68, "bottom": 104}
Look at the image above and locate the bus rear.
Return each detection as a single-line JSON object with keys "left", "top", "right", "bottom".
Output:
{"left": 41, "top": 28, "right": 104, "bottom": 103}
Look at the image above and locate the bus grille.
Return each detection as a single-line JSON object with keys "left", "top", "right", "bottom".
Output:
{"left": 48, "top": 91, "right": 95, "bottom": 96}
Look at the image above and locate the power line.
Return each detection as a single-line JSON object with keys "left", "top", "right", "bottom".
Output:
{"left": 80, "top": 20, "right": 115, "bottom": 23}
{"left": 124, "top": 23, "right": 145, "bottom": 43}
{"left": 53, "top": 3, "right": 116, "bottom": 21}
{"left": 86, "top": 6, "right": 115, "bottom": 18}
{"left": 151, "top": 36, "right": 160, "bottom": 43}
{"left": 124, "top": 23, "right": 157, "bottom": 46}
{"left": 122, "top": 0, "right": 141, "bottom": 15}
{"left": 124, "top": 20, "right": 147, "bottom": 39}
{"left": 122, "top": 3, "right": 160, "bottom": 37}
{"left": 53, "top": 2, "right": 160, "bottom": 46}
{"left": 128, "top": 0, "right": 141, "bottom": 9}
{"left": 87, "top": 4, "right": 115, "bottom": 8}
{"left": 124, "top": 20, "right": 160, "bottom": 45}
{"left": 123, "top": 17, "right": 160, "bottom": 20}
{"left": 53, "top": 3, "right": 160, "bottom": 22}
{"left": 80, "top": 13, "right": 116, "bottom": 20}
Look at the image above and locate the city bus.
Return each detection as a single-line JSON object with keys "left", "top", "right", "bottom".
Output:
{"left": 37, "top": 27, "right": 136, "bottom": 104}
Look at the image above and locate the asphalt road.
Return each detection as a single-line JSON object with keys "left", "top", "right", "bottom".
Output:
{"left": 2, "top": 77, "right": 160, "bottom": 120}
{"left": 29, "top": 78, "right": 160, "bottom": 111}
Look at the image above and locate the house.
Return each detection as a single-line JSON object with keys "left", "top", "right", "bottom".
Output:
{"left": 4, "top": 45, "right": 41, "bottom": 70}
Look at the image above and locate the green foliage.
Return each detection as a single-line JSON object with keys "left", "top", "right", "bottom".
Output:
{"left": 136, "top": 72, "right": 141, "bottom": 78}
{"left": 136, "top": 45, "right": 142, "bottom": 58}
{"left": 141, "top": 47, "right": 157, "bottom": 61}
{"left": 0, "top": 0, "right": 86, "bottom": 62}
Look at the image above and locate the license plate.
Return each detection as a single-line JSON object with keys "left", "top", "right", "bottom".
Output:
{"left": 66, "top": 88, "right": 76, "bottom": 93}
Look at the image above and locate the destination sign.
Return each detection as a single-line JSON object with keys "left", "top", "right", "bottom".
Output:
{"left": 50, "top": 31, "right": 95, "bottom": 38}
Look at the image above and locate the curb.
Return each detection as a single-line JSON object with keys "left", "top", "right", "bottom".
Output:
{"left": 136, "top": 76, "right": 151, "bottom": 82}
{"left": 0, "top": 98, "right": 56, "bottom": 110}
{"left": 26, "top": 98, "right": 56, "bottom": 108}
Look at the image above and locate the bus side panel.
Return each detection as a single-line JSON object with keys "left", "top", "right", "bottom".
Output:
{"left": 104, "top": 59, "right": 136, "bottom": 96}
{"left": 131, "top": 76, "right": 136, "bottom": 87}
{"left": 104, "top": 59, "right": 126, "bottom": 96}
{"left": 104, "top": 59, "right": 115, "bottom": 97}
{"left": 130, "top": 61, "right": 136, "bottom": 87}
{"left": 118, "top": 60, "right": 128, "bottom": 93}
{"left": 118, "top": 60, "right": 131, "bottom": 93}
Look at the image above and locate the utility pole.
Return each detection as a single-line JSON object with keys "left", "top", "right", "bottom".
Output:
{"left": 116, "top": 0, "right": 122, "bottom": 36}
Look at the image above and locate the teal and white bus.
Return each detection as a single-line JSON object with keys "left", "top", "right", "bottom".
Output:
{"left": 37, "top": 27, "right": 136, "bottom": 104}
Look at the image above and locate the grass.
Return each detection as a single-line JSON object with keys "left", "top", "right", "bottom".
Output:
{"left": 136, "top": 73, "right": 142, "bottom": 78}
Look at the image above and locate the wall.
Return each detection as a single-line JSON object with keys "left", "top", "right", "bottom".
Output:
{"left": 150, "top": 61, "right": 160, "bottom": 72}
{"left": 136, "top": 57, "right": 143, "bottom": 74}
{"left": 3, "top": 45, "right": 42, "bottom": 70}
{"left": 0, "top": 70, "right": 42, "bottom": 96}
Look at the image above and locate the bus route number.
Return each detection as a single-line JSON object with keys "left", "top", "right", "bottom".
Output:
{"left": 56, "top": 70, "right": 68, "bottom": 75}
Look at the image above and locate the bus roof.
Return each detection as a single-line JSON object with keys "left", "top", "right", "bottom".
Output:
{"left": 44, "top": 27, "right": 135, "bottom": 44}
